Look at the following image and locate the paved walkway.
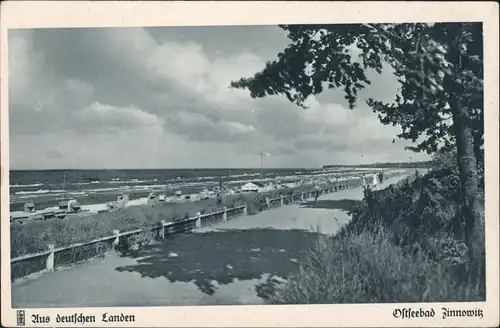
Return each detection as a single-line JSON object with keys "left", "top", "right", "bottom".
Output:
{"left": 11, "top": 175, "right": 409, "bottom": 308}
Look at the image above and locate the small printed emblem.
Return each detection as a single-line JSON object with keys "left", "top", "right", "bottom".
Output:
{"left": 17, "top": 310, "right": 26, "bottom": 326}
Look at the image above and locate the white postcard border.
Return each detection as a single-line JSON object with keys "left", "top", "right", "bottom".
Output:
{"left": 1, "top": 1, "right": 499, "bottom": 327}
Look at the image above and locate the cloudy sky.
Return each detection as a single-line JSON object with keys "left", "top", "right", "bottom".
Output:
{"left": 8, "top": 25, "right": 430, "bottom": 170}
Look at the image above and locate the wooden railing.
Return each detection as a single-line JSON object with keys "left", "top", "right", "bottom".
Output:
{"left": 11, "top": 205, "right": 246, "bottom": 281}
{"left": 10, "top": 171, "right": 405, "bottom": 281}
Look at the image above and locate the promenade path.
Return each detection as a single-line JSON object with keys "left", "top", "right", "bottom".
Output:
{"left": 12, "top": 174, "right": 410, "bottom": 308}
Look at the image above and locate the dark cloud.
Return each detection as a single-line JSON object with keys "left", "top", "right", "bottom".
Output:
{"left": 165, "top": 112, "right": 255, "bottom": 142}
{"left": 44, "top": 149, "right": 63, "bottom": 159}
{"left": 294, "top": 136, "right": 336, "bottom": 151}
{"left": 255, "top": 102, "right": 321, "bottom": 141}
{"left": 8, "top": 26, "right": 429, "bottom": 169}
{"left": 146, "top": 25, "right": 289, "bottom": 62}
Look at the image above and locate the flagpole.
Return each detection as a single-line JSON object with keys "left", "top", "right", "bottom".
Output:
{"left": 260, "top": 152, "right": 263, "bottom": 176}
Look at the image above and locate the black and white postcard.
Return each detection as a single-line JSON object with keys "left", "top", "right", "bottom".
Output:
{"left": 1, "top": 1, "right": 499, "bottom": 327}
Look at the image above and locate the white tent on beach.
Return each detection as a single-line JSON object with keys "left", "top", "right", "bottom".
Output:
{"left": 241, "top": 182, "right": 265, "bottom": 193}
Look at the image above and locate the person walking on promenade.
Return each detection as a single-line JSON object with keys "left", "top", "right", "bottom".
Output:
{"left": 378, "top": 171, "right": 384, "bottom": 184}
{"left": 216, "top": 193, "right": 222, "bottom": 208}
{"left": 372, "top": 172, "right": 379, "bottom": 190}
{"left": 314, "top": 183, "right": 320, "bottom": 201}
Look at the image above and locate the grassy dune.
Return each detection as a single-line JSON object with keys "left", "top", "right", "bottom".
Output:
{"left": 260, "top": 168, "right": 486, "bottom": 303}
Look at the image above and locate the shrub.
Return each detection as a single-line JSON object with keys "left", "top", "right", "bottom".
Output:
{"left": 265, "top": 228, "right": 484, "bottom": 304}
{"left": 266, "top": 167, "right": 485, "bottom": 304}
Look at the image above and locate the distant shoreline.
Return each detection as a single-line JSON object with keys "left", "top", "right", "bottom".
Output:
{"left": 322, "top": 161, "right": 433, "bottom": 169}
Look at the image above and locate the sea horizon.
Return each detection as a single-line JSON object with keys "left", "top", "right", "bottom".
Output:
{"left": 9, "top": 167, "right": 320, "bottom": 172}
{"left": 9, "top": 159, "right": 431, "bottom": 172}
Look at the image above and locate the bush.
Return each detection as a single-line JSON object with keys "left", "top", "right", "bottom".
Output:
{"left": 264, "top": 228, "right": 484, "bottom": 304}
{"left": 266, "top": 167, "right": 485, "bottom": 304}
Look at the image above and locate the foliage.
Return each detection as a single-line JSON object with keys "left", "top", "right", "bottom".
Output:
{"left": 231, "top": 22, "right": 485, "bottom": 259}
{"left": 432, "top": 146, "right": 484, "bottom": 187}
{"left": 265, "top": 169, "right": 485, "bottom": 304}
{"left": 264, "top": 228, "right": 484, "bottom": 304}
{"left": 231, "top": 22, "right": 483, "bottom": 156}
{"left": 432, "top": 147, "right": 458, "bottom": 171}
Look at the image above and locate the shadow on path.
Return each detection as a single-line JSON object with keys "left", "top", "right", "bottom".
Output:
{"left": 115, "top": 228, "right": 322, "bottom": 296}
{"left": 301, "top": 199, "right": 361, "bottom": 212}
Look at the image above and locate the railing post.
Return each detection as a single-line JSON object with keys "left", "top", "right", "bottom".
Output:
{"left": 280, "top": 194, "right": 284, "bottom": 206}
{"left": 196, "top": 212, "right": 202, "bottom": 228}
{"left": 265, "top": 197, "right": 270, "bottom": 209}
{"left": 112, "top": 229, "right": 120, "bottom": 250}
{"left": 222, "top": 207, "right": 227, "bottom": 222}
{"left": 243, "top": 204, "right": 247, "bottom": 216}
{"left": 159, "top": 220, "right": 166, "bottom": 239}
{"left": 46, "top": 244, "right": 55, "bottom": 272}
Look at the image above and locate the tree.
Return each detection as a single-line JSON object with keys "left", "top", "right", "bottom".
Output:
{"left": 231, "top": 23, "right": 484, "bottom": 259}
